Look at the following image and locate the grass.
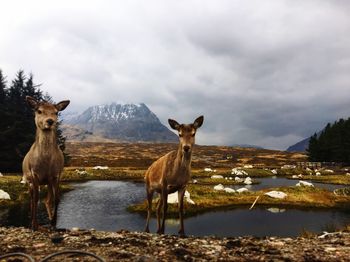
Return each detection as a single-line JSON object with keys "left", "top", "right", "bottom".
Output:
{"left": 0, "top": 175, "right": 73, "bottom": 207}
{"left": 127, "top": 184, "right": 350, "bottom": 218}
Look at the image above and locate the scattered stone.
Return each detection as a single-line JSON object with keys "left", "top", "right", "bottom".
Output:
{"left": 316, "top": 172, "right": 321, "bottom": 176}
{"left": 92, "top": 166, "right": 109, "bottom": 170}
{"left": 298, "top": 174, "right": 303, "bottom": 178}
{"left": 281, "top": 165, "right": 296, "bottom": 169}
{"left": 192, "top": 179, "right": 198, "bottom": 184}
{"left": 324, "top": 169, "right": 334, "bottom": 173}
{"left": 236, "top": 188, "right": 248, "bottom": 193}
{"left": 167, "top": 190, "right": 195, "bottom": 205}
{"left": 264, "top": 191, "right": 287, "bottom": 199}
{"left": 244, "top": 165, "right": 253, "bottom": 169}
{"left": 346, "top": 173, "right": 350, "bottom": 176}
{"left": 292, "top": 175, "right": 298, "bottom": 179}
{"left": 211, "top": 175, "right": 224, "bottom": 179}
{"left": 244, "top": 177, "right": 252, "bottom": 185}
{"left": 213, "top": 184, "right": 225, "bottom": 191}
{"left": 224, "top": 188, "right": 235, "bottom": 193}
{"left": 0, "top": 189, "right": 11, "bottom": 200}
{"left": 0, "top": 172, "right": 3, "bottom": 177}
{"left": 231, "top": 168, "right": 248, "bottom": 176}
{"left": 296, "top": 181, "right": 314, "bottom": 187}
{"left": 204, "top": 168, "right": 213, "bottom": 172}
{"left": 235, "top": 177, "right": 243, "bottom": 182}
{"left": 271, "top": 169, "right": 278, "bottom": 175}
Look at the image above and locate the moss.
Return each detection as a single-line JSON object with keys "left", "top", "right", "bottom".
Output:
{"left": 128, "top": 184, "right": 350, "bottom": 218}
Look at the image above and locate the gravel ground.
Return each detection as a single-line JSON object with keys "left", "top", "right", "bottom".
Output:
{"left": 1, "top": 227, "right": 350, "bottom": 261}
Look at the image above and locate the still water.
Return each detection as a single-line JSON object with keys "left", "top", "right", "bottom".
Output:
{"left": 1, "top": 180, "right": 349, "bottom": 237}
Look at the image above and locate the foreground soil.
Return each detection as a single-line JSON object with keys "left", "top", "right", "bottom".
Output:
{"left": 1, "top": 227, "right": 350, "bottom": 261}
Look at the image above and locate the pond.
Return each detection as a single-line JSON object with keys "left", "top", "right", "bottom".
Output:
{"left": 1, "top": 180, "right": 349, "bottom": 237}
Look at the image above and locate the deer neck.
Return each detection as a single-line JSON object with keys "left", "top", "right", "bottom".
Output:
{"left": 176, "top": 144, "right": 192, "bottom": 169}
{"left": 35, "top": 128, "right": 57, "bottom": 150}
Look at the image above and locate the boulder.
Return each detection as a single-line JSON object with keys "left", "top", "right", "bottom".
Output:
{"left": 224, "top": 187, "right": 236, "bottom": 193}
{"left": 271, "top": 169, "right": 278, "bottom": 175}
{"left": 214, "top": 184, "right": 225, "bottom": 191}
{"left": 235, "top": 177, "right": 243, "bottom": 182}
{"left": 167, "top": 190, "right": 195, "bottom": 204}
{"left": 264, "top": 191, "right": 287, "bottom": 199}
{"left": 204, "top": 168, "right": 213, "bottom": 172}
{"left": 296, "top": 180, "right": 314, "bottom": 187}
{"left": 244, "top": 177, "right": 252, "bottom": 185}
{"left": 292, "top": 175, "right": 298, "bottom": 179}
{"left": 92, "top": 166, "right": 109, "bottom": 170}
{"left": 0, "top": 172, "right": 3, "bottom": 177}
{"left": 236, "top": 188, "right": 248, "bottom": 193}
{"left": 267, "top": 207, "right": 286, "bottom": 213}
{"left": 316, "top": 172, "right": 321, "bottom": 176}
{"left": 0, "top": 189, "right": 11, "bottom": 200}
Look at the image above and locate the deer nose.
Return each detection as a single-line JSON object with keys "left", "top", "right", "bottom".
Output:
{"left": 183, "top": 146, "right": 190, "bottom": 152}
{"left": 47, "top": 119, "right": 54, "bottom": 126}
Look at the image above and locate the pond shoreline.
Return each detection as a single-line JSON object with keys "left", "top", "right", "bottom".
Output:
{"left": 1, "top": 226, "right": 350, "bottom": 261}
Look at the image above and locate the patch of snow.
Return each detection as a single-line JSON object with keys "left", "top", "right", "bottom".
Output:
{"left": 214, "top": 184, "right": 225, "bottom": 191}
{"left": 296, "top": 180, "right": 314, "bottom": 187}
{"left": 264, "top": 191, "right": 287, "bottom": 199}
{"left": 0, "top": 189, "right": 11, "bottom": 200}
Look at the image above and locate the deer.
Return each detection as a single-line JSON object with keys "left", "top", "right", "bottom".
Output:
{"left": 144, "top": 115, "right": 204, "bottom": 235}
{"left": 22, "top": 96, "right": 70, "bottom": 230}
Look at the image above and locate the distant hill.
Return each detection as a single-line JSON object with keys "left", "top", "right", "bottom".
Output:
{"left": 286, "top": 137, "right": 310, "bottom": 152}
{"left": 64, "top": 103, "right": 178, "bottom": 142}
{"left": 231, "top": 144, "right": 264, "bottom": 149}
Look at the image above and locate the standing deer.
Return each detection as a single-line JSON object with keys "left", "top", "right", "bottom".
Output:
{"left": 22, "top": 96, "right": 70, "bottom": 230}
{"left": 144, "top": 116, "right": 204, "bottom": 235}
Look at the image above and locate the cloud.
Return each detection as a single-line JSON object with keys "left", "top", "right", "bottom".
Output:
{"left": 1, "top": 0, "right": 350, "bottom": 149}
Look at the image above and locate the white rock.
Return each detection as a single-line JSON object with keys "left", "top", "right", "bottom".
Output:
{"left": 306, "top": 168, "right": 312, "bottom": 172}
{"left": 0, "top": 172, "right": 3, "bottom": 177}
{"left": 292, "top": 175, "right": 298, "bottom": 179}
{"left": 344, "top": 168, "right": 349, "bottom": 172}
{"left": 213, "top": 169, "right": 217, "bottom": 173}
{"left": 316, "top": 172, "right": 321, "bottom": 176}
{"left": 167, "top": 190, "right": 195, "bottom": 205}
{"left": 92, "top": 166, "right": 109, "bottom": 170}
{"left": 211, "top": 175, "right": 224, "bottom": 179}
{"left": 244, "top": 165, "right": 253, "bottom": 169}
{"left": 346, "top": 173, "right": 350, "bottom": 176}
{"left": 231, "top": 168, "right": 248, "bottom": 176}
{"left": 236, "top": 188, "right": 248, "bottom": 193}
{"left": 297, "top": 174, "right": 303, "bottom": 178}
{"left": 271, "top": 169, "right": 278, "bottom": 175}
{"left": 281, "top": 165, "right": 296, "bottom": 169}
{"left": 296, "top": 180, "right": 314, "bottom": 187}
{"left": 214, "top": 184, "right": 225, "bottom": 191}
{"left": 324, "top": 169, "right": 334, "bottom": 173}
{"left": 235, "top": 177, "right": 243, "bottom": 182}
{"left": 0, "top": 189, "right": 11, "bottom": 200}
{"left": 264, "top": 191, "right": 287, "bottom": 199}
{"left": 244, "top": 177, "right": 252, "bottom": 185}
{"left": 225, "top": 177, "right": 228, "bottom": 180}
{"left": 204, "top": 168, "right": 213, "bottom": 172}
{"left": 192, "top": 179, "right": 198, "bottom": 184}
{"left": 75, "top": 170, "right": 89, "bottom": 175}
{"left": 224, "top": 187, "right": 235, "bottom": 193}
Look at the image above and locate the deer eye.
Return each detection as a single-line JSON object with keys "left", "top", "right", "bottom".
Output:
{"left": 37, "top": 110, "right": 42, "bottom": 114}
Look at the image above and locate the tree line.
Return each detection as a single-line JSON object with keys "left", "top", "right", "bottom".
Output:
{"left": 308, "top": 118, "right": 350, "bottom": 163}
{"left": 0, "top": 69, "right": 67, "bottom": 172}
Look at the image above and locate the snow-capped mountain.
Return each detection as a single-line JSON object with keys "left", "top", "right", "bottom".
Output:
{"left": 64, "top": 103, "right": 178, "bottom": 142}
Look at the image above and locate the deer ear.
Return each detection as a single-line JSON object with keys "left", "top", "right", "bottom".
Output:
{"left": 168, "top": 119, "right": 180, "bottom": 131}
{"left": 55, "top": 100, "right": 70, "bottom": 111}
{"left": 26, "top": 96, "right": 39, "bottom": 109}
{"left": 193, "top": 115, "right": 204, "bottom": 129}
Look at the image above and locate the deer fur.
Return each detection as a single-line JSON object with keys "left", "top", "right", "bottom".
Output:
{"left": 144, "top": 116, "right": 204, "bottom": 235}
{"left": 22, "top": 96, "right": 70, "bottom": 230}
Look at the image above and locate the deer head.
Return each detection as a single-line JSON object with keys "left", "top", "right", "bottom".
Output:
{"left": 168, "top": 116, "right": 204, "bottom": 155}
{"left": 26, "top": 96, "right": 70, "bottom": 131}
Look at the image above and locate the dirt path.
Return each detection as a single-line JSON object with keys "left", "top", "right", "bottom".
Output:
{"left": 1, "top": 227, "right": 349, "bottom": 261}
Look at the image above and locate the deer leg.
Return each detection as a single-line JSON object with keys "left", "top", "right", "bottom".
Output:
{"left": 30, "top": 181, "right": 39, "bottom": 231}
{"left": 45, "top": 183, "right": 54, "bottom": 222}
{"left": 145, "top": 189, "right": 154, "bottom": 233}
{"left": 178, "top": 187, "right": 186, "bottom": 236}
{"left": 51, "top": 181, "right": 60, "bottom": 227}
{"left": 159, "top": 189, "right": 168, "bottom": 234}
{"left": 156, "top": 196, "right": 163, "bottom": 233}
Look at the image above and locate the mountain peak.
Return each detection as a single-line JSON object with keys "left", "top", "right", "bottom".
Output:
{"left": 65, "top": 102, "right": 177, "bottom": 142}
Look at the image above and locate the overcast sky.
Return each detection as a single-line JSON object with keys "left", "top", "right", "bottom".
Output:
{"left": 1, "top": 0, "right": 350, "bottom": 150}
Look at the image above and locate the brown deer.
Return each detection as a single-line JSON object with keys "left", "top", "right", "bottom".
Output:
{"left": 144, "top": 116, "right": 204, "bottom": 235}
{"left": 22, "top": 96, "right": 70, "bottom": 230}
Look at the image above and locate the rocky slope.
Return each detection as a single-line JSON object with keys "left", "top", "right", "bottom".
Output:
{"left": 65, "top": 103, "right": 177, "bottom": 142}
{"left": 0, "top": 227, "right": 349, "bottom": 261}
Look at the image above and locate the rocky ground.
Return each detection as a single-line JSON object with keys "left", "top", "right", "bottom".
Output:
{"left": 1, "top": 227, "right": 350, "bottom": 261}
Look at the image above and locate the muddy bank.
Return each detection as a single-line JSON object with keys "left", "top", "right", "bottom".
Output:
{"left": 1, "top": 227, "right": 350, "bottom": 261}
